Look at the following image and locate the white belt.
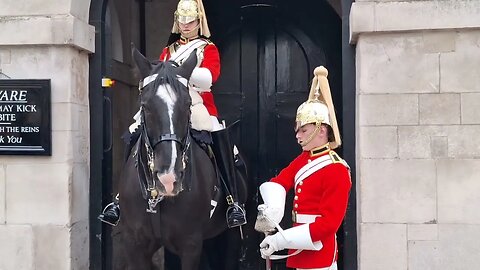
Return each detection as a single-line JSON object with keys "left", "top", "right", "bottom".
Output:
{"left": 292, "top": 213, "right": 322, "bottom": 224}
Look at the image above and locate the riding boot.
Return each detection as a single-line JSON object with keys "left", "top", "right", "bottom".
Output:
{"left": 98, "top": 195, "right": 121, "bottom": 226}
{"left": 211, "top": 128, "right": 247, "bottom": 228}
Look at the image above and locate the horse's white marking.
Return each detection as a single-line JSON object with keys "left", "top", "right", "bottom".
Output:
{"left": 156, "top": 84, "right": 177, "bottom": 173}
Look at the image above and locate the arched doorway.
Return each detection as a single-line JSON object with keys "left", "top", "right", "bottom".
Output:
{"left": 88, "top": 0, "right": 356, "bottom": 269}
{"left": 205, "top": 1, "right": 344, "bottom": 269}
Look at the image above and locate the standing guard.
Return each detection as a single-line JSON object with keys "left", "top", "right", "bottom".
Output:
{"left": 255, "top": 66, "right": 351, "bottom": 270}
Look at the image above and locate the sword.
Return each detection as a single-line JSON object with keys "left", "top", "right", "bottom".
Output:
{"left": 265, "top": 240, "right": 272, "bottom": 270}
{"left": 265, "top": 251, "right": 272, "bottom": 270}
{"left": 256, "top": 205, "right": 274, "bottom": 270}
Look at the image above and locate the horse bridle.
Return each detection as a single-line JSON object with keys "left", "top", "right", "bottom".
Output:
{"left": 138, "top": 75, "right": 192, "bottom": 212}
{"left": 141, "top": 105, "right": 190, "bottom": 173}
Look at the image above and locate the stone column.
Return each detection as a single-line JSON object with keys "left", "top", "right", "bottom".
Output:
{"left": 351, "top": 1, "right": 480, "bottom": 269}
{"left": 0, "top": 1, "right": 94, "bottom": 269}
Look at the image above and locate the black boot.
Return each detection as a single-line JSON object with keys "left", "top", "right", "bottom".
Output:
{"left": 211, "top": 128, "right": 247, "bottom": 228}
{"left": 98, "top": 199, "right": 121, "bottom": 226}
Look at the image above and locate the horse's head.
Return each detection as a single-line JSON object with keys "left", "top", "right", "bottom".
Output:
{"left": 132, "top": 46, "right": 197, "bottom": 196}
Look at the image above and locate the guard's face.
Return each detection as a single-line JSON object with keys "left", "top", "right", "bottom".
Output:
{"left": 295, "top": 123, "right": 325, "bottom": 151}
{"left": 178, "top": 20, "right": 199, "bottom": 33}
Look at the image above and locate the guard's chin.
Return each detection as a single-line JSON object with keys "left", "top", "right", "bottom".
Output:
{"left": 298, "top": 141, "right": 308, "bottom": 150}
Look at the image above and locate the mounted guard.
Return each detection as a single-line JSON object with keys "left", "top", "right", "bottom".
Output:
{"left": 99, "top": 0, "right": 247, "bottom": 229}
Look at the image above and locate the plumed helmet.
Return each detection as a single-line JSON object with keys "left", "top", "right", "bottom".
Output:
{"left": 295, "top": 66, "right": 342, "bottom": 149}
{"left": 296, "top": 100, "right": 330, "bottom": 128}
{"left": 175, "top": 0, "right": 200, "bottom": 24}
{"left": 172, "top": 0, "right": 211, "bottom": 38}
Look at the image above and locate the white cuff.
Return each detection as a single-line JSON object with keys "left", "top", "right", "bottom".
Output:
{"left": 281, "top": 224, "right": 323, "bottom": 251}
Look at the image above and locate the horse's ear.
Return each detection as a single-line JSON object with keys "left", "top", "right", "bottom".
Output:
{"left": 176, "top": 49, "right": 198, "bottom": 79}
{"left": 131, "top": 43, "right": 152, "bottom": 78}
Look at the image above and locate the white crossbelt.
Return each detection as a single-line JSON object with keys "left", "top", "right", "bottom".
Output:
{"left": 294, "top": 155, "right": 332, "bottom": 188}
{"left": 169, "top": 39, "right": 207, "bottom": 64}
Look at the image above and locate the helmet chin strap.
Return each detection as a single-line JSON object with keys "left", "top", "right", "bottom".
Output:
{"left": 299, "top": 123, "right": 321, "bottom": 147}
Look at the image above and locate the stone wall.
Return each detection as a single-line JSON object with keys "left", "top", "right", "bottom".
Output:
{"left": 0, "top": 0, "right": 94, "bottom": 269}
{"left": 351, "top": 1, "right": 480, "bottom": 269}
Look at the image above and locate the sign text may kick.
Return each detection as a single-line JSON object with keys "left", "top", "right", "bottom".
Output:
{"left": 0, "top": 80, "right": 51, "bottom": 155}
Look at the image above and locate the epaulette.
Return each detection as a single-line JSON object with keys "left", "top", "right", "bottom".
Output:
{"left": 329, "top": 150, "right": 350, "bottom": 170}
{"left": 168, "top": 43, "right": 176, "bottom": 57}
{"left": 328, "top": 150, "right": 342, "bottom": 163}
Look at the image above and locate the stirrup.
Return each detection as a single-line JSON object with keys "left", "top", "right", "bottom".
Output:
{"left": 98, "top": 202, "right": 120, "bottom": 226}
{"left": 226, "top": 203, "right": 247, "bottom": 228}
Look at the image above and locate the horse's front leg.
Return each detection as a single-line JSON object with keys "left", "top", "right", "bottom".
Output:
{"left": 120, "top": 228, "right": 158, "bottom": 270}
{"left": 179, "top": 236, "right": 203, "bottom": 270}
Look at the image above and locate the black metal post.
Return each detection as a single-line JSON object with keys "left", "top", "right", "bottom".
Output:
{"left": 89, "top": 0, "right": 109, "bottom": 269}
{"left": 341, "top": 0, "right": 357, "bottom": 269}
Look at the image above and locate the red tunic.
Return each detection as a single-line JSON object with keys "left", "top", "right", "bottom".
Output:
{"left": 159, "top": 40, "right": 220, "bottom": 116}
{"left": 270, "top": 149, "right": 351, "bottom": 269}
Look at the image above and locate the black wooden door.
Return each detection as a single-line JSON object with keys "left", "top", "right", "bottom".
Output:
{"left": 207, "top": 1, "right": 343, "bottom": 269}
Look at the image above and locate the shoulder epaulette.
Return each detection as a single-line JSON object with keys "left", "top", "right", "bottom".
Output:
{"left": 168, "top": 43, "right": 176, "bottom": 57}
{"left": 329, "top": 150, "right": 350, "bottom": 170}
{"left": 329, "top": 150, "right": 342, "bottom": 163}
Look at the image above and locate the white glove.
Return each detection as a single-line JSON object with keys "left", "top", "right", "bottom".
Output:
{"left": 260, "top": 204, "right": 284, "bottom": 223}
{"left": 259, "top": 224, "right": 323, "bottom": 258}
{"left": 259, "top": 232, "right": 287, "bottom": 258}
{"left": 255, "top": 204, "right": 283, "bottom": 232}
{"left": 189, "top": 67, "right": 212, "bottom": 92}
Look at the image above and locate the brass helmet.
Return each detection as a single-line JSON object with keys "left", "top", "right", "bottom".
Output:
{"left": 295, "top": 66, "right": 341, "bottom": 149}
{"left": 175, "top": 0, "right": 199, "bottom": 24}
{"left": 172, "top": 0, "right": 211, "bottom": 38}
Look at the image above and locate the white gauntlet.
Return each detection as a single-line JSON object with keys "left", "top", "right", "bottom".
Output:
{"left": 189, "top": 67, "right": 212, "bottom": 92}
{"left": 255, "top": 182, "right": 286, "bottom": 232}
{"left": 259, "top": 224, "right": 323, "bottom": 258}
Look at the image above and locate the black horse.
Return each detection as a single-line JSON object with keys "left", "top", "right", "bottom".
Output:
{"left": 116, "top": 47, "right": 247, "bottom": 270}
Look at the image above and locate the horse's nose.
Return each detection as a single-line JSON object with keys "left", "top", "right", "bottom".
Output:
{"left": 156, "top": 171, "right": 176, "bottom": 195}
